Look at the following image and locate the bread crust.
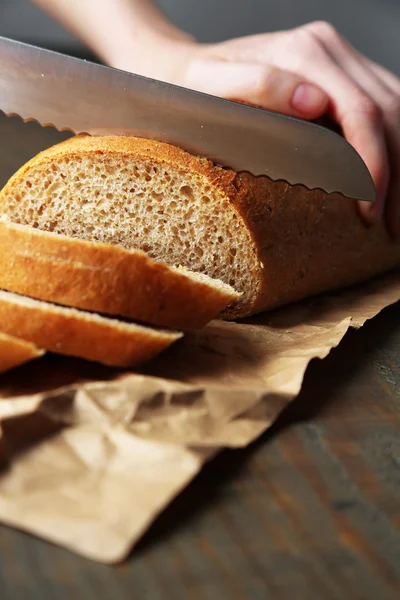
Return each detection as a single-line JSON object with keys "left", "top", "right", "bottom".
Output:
{"left": 5, "top": 135, "right": 238, "bottom": 196}
{"left": 2, "top": 135, "right": 399, "bottom": 318}
{"left": 0, "top": 220, "right": 238, "bottom": 329}
{"left": 0, "top": 291, "right": 181, "bottom": 368}
{"left": 230, "top": 173, "right": 400, "bottom": 315}
{"left": 0, "top": 332, "right": 44, "bottom": 373}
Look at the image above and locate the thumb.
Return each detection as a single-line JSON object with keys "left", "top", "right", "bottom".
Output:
{"left": 183, "top": 57, "right": 329, "bottom": 119}
{"left": 184, "top": 57, "right": 329, "bottom": 119}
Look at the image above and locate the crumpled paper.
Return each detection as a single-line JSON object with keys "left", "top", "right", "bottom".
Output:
{"left": 0, "top": 270, "right": 398, "bottom": 563}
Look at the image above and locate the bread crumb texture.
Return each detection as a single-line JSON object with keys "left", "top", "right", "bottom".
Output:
{"left": 0, "top": 136, "right": 259, "bottom": 317}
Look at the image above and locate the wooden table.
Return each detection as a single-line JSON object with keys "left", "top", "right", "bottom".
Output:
{"left": 0, "top": 114, "right": 399, "bottom": 600}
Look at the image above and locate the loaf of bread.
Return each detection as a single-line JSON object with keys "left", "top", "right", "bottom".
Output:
{"left": 0, "top": 220, "right": 238, "bottom": 330}
{"left": 0, "top": 290, "right": 182, "bottom": 367}
{"left": 0, "top": 331, "right": 44, "bottom": 373}
{"left": 0, "top": 135, "right": 399, "bottom": 319}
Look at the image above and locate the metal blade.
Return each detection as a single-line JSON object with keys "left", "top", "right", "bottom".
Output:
{"left": 0, "top": 36, "right": 375, "bottom": 201}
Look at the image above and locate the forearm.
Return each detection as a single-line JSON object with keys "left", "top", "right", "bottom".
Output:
{"left": 32, "top": 0, "right": 196, "bottom": 80}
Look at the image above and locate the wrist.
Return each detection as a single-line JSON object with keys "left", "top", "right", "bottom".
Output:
{"left": 97, "top": 0, "right": 199, "bottom": 83}
{"left": 105, "top": 28, "right": 198, "bottom": 83}
{"left": 35, "top": 0, "right": 199, "bottom": 84}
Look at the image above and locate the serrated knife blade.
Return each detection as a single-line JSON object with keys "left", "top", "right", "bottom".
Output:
{"left": 0, "top": 36, "right": 375, "bottom": 201}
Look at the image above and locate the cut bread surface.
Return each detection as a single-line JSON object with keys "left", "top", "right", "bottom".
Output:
{"left": 0, "top": 219, "right": 239, "bottom": 330}
{"left": 0, "top": 290, "right": 182, "bottom": 368}
{"left": 0, "top": 136, "right": 258, "bottom": 317}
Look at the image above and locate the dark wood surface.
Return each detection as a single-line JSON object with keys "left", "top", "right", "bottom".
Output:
{"left": 0, "top": 115, "right": 399, "bottom": 600}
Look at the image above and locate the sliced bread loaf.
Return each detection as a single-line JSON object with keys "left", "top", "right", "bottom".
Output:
{"left": 0, "top": 331, "right": 44, "bottom": 374}
{"left": 0, "top": 135, "right": 399, "bottom": 318}
{"left": 0, "top": 290, "right": 181, "bottom": 368}
{"left": 0, "top": 219, "right": 239, "bottom": 330}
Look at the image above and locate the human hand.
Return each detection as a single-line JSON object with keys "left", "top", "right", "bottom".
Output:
{"left": 155, "top": 22, "right": 399, "bottom": 236}
{"left": 36, "top": 0, "right": 398, "bottom": 235}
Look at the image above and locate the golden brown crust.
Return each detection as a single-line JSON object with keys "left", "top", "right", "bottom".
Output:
{"left": 5, "top": 134, "right": 238, "bottom": 198}
{"left": 2, "top": 135, "right": 400, "bottom": 318}
{"left": 0, "top": 332, "right": 44, "bottom": 374}
{"left": 230, "top": 173, "right": 400, "bottom": 315}
{"left": 0, "top": 291, "right": 181, "bottom": 368}
{"left": 0, "top": 221, "right": 238, "bottom": 330}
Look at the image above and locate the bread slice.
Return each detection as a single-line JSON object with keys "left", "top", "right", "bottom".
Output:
{"left": 0, "top": 331, "right": 44, "bottom": 374}
{"left": 0, "top": 219, "right": 239, "bottom": 330}
{"left": 0, "top": 290, "right": 182, "bottom": 367}
{"left": 0, "top": 135, "right": 399, "bottom": 318}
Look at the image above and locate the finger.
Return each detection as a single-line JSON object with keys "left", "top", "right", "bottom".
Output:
{"left": 244, "top": 28, "right": 390, "bottom": 218}
{"left": 334, "top": 67, "right": 399, "bottom": 235}
{"left": 360, "top": 59, "right": 400, "bottom": 97}
{"left": 312, "top": 35, "right": 400, "bottom": 232}
{"left": 348, "top": 59, "right": 400, "bottom": 236}
{"left": 382, "top": 117, "right": 400, "bottom": 237}
{"left": 183, "top": 57, "right": 329, "bottom": 119}
{"left": 385, "top": 143, "right": 400, "bottom": 238}
{"left": 312, "top": 74, "right": 388, "bottom": 219}
{"left": 311, "top": 29, "right": 398, "bottom": 115}
{"left": 275, "top": 46, "right": 389, "bottom": 220}
{"left": 353, "top": 117, "right": 390, "bottom": 225}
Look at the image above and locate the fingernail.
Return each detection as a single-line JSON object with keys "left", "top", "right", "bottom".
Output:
{"left": 292, "top": 84, "right": 328, "bottom": 113}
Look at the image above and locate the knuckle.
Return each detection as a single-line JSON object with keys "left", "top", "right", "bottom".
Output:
{"left": 254, "top": 66, "right": 280, "bottom": 98}
{"left": 384, "top": 95, "right": 400, "bottom": 120}
{"left": 304, "top": 20, "right": 339, "bottom": 41}
{"left": 353, "top": 95, "right": 381, "bottom": 120}
{"left": 289, "top": 28, "right": 323, "bottom": 61}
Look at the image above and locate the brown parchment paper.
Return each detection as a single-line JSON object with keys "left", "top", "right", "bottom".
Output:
{"left": 0, "top": 270, "right": 399, "bottom": 563}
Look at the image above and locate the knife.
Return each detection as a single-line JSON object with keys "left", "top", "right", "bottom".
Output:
{"left": 0, "top": 36, "right": 375, "bottom": 202}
